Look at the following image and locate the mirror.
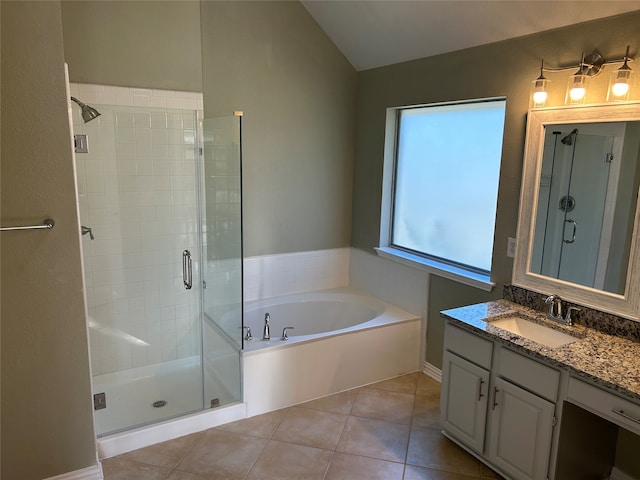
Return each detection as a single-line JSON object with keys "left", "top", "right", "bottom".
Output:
{"left": 513, "top": 103, "right": 640, "bottom": 320}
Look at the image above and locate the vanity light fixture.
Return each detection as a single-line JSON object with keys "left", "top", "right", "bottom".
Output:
{"left": 608, "top": 46, "right": 635, "bottom": 102}
{"left": 530, "top": 47, "right": 635, "bottom": 108}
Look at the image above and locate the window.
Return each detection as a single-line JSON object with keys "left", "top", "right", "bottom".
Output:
{"left": 378, "top": 98, "right": 506, "bottom": 289}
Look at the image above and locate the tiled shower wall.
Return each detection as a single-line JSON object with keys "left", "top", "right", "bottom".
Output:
{"left": 71, "top": 83, "right": 204, "bottom": 376}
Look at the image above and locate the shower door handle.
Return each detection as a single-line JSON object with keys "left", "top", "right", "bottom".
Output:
{"left": 183, "top": 250, "right": 192, "bottom": 290}
{"left": 563, "top": 219, "right": 577, "bottom": 244}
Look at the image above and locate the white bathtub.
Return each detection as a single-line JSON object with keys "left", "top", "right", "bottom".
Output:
{"left": 242, "top": 289, "right": 421, "bottom": 416}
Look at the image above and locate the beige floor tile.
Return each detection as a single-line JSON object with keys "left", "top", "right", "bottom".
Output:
{"left": 299, "top": 388, "right": 359, "bottom": 414}
{"left": 365, "top": 372, "right": 420, "bottom": 394}
{"left": 102, "top": 457, "right": 172, "bottom": 480}
{"left": 336, "top": 416, "right": 410, "bottom": 463}
{"left": 404, "top": 464, "right": 482, "bottom": 480}
{"left": 324, "top": 452, "right": 404, "bottom": 480}
{"left": 118, "top": 432, "right": 202, "bottom": 469}
{"left": 216, "top": 409, "right": 287, "bottom": 438}
{"left": 351, "top": 387, "right": 414, "bottom": 424}
{"left": 412, "top": 393, "right": 441, "bottom": 429}
{"left": 406, "top": 426, "right": 482, "bottom": 477}
{"left": 416, "top": 374, "right": 441, "bottom": 396}
{"left": 245, "top": 440, "right": 333, "bottom": 480}
{"left": 175, "top": 429, "right": 267, "bottom": 478}
{"left": 166, "top": 471, "right": 220, "bottom": 480}
{"left": 272, "top": 406, "right": 348, "bottom": 450}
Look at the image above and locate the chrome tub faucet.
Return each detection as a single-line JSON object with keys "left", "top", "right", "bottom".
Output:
{"left": 263, "top": 313, "right": 271, "bottom": 340}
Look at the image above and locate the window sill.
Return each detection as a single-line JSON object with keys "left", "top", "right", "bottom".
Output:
{"left": 375, "top": 246, "right": 495, "bottom": 292}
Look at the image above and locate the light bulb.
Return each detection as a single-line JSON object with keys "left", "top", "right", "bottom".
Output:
{"left": 569, "top": 87, "right": 586, "bottom": 101}
{"left": 612, "top": 81, "right": 630, "bottom": 97}
{"left": 533, "top": 90, "right": 548, "bottom": 104}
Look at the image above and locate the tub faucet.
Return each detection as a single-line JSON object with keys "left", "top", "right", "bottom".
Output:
{"left": 263, "top": 313, "right": 271, "bottom": 340}
{"left": 281, "top": 326, "right": 294, "bottom": 341}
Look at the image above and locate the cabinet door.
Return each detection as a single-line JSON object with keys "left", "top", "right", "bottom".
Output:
{"left": 488, "top": 377, "right": 555, "bottom": 480}
{"left": 441, "top": 351, "right": 490, "bottom": 454}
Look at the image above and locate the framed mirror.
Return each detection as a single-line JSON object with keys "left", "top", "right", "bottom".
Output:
{"left": 513, "top": 102, "right": 640, "bottom": 320}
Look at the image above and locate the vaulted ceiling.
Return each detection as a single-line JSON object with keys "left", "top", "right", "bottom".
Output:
{"left": 300, "top": 1, "right": 640, "bottom": 71}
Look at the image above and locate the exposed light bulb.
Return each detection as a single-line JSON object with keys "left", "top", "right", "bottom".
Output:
{"left": 533, "top": 90, "right": 548, "bottom": 104}
{"left": 612, "top": 81, "right": 630, "bottom": 97}
{"left": 569, "top": 87, "right": 586, "bottom": 101}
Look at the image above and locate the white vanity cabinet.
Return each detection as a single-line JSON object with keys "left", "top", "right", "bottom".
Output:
{"left": 441, "top": 320, "right": 493, "bottom": 454}
{"left": 442, "top": 322, "right": 560, "bottom": 480}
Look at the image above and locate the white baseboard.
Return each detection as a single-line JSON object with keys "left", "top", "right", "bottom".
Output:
{"left": 422, "top": 361, "right": 442, "bottom": 382}
{"left": 98, "top": 402, "right": 246, "bottom": 459}
{"left": 45, "top": 464, "right": 103, "bottom": 480}
{"left": 610, "top": 467, "right": 639, "bottom": 480}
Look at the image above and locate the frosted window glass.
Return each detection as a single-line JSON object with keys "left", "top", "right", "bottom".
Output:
{"left": 392, "top": 99, "right": 506, "bottom": 272}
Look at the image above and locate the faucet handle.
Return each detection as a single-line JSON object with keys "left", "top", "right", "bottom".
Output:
{"left": 242, "top": 326, "right": 253, "bottom": 341}
{"left": 565, "top": 306, "right": 581, "bottom": 325}
{"left": 281, "top": 327, "right": 294, "bottom": 341}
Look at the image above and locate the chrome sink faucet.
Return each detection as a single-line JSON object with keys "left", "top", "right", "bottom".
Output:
{"left": 545, "top": 294, "right": 562, "bottom": 321}
{"left": 545, "top": 294, "right": 580, "bottom": 326}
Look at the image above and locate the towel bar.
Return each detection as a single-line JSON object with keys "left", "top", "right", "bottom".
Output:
{"left": 0, "top": 219, "right": 55, "bottom": 231}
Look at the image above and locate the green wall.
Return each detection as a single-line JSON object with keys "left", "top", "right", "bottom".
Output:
{"left": 352, "top": 11, "right": 640, "bottom": 368}
{"left": 200, "top": 1, "right": 357, "bottom": 257}
{"left": 1, "top": 2, "right": 97, "bottom": 478}
{"left": 61, "top": 0, "right": 202, "bottom": 91}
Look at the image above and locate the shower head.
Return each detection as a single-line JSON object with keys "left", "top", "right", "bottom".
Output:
{"left": 561, "top": 128, "right": 578, "bottom": 146}
{"left": 70, "top": 96, "right": 101, "bottom": 123}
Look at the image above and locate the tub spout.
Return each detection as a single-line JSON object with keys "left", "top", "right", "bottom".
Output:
{"left": 263, "top": 313, "right": 271, "bottom": 340}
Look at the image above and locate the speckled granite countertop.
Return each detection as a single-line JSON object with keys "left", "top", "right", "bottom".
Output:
{"left": 441, "top": 300, "right": 640, "bottom": 403}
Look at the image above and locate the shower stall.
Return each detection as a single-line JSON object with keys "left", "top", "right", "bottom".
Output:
{"left": 71, "top": 84, "right": 242, "bottom": 436}
{"left": 531, "top": 123, "right": 628, "bottom": 293}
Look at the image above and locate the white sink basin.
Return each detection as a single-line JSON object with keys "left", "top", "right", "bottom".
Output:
{"left": 490, "top": 316, "right": 579, "bottom": 348}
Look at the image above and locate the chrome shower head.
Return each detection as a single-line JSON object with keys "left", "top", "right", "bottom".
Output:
{"left": 561, "top": 128, "right": 578, "bottom": 146}
{"left": 70, "top": 96, "right": 101, "bottom": 123}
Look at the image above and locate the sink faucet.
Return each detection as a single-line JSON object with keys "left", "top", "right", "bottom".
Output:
{"left": 545, "top": 295, "right": 580, "bottom": 326}
{"left": 545, "top": 294, "right": 562, "bottom": 320}
{"left": 263, "top": 313, "right": 271, "bottom": 340}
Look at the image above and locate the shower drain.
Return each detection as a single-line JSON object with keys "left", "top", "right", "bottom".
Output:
{"left": 152, "top": 400, "right": 167, "bottom": 408}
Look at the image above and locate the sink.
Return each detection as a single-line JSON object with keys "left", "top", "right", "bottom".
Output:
{"left": 489, "top": 316, "right": 579, "bottom": 348}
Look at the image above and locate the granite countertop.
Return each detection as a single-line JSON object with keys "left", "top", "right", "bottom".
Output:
{"left": 441, "top": 299, "right": 640, "bottom": 403}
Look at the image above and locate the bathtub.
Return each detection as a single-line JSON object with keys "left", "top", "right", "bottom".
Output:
{"left": 242, "top": 289, "right": 421, "bottom": 416}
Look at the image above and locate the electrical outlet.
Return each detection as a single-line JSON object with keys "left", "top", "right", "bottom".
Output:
{"left": 507, "top": 237, "right": 516, "bottom": 258}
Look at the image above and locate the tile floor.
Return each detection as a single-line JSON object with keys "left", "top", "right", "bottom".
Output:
{"left": 102, "top": 372, "right": 504, "bottom": 480}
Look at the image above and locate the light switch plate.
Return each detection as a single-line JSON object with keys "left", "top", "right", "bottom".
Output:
{"left": 507, "top": 237, "right": 516, "bottom": 258}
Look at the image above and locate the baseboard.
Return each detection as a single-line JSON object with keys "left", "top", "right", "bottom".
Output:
{"left": 422, "top": 361, "right": 442, "bottom": 382}
{"left": 45, "top": 464, "right": 103, "bottom": 480}
{"left": 610, "top": 466, "right": 639, "bottom": 480}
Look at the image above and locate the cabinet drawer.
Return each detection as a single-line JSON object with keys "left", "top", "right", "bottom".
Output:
{"left": 567, "top": 377, "right": 640, "bottom": 437}
{"left": 497, "top": 348, "right": 559, "bottom": 402}
{"left": 445, "top": 323, "right": 493, "bottom": 369}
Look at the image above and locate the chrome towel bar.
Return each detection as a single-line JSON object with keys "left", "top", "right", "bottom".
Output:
{"left": 0, "top": 218, "right": 55, "bottom": 231}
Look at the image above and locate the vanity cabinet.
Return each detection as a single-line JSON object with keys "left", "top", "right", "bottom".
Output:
{"left": 441, "top": 351, "right": 490, "bottom": 453}
{"left": 442, "top": 322, "right": 559, "bottom": 480}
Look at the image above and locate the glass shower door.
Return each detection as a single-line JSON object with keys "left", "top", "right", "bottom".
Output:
{"left": 75, "top": 102, "right": 206, "bottom": 435}
{"left": 200, "top": 114, "right": 243, "bottom": 408}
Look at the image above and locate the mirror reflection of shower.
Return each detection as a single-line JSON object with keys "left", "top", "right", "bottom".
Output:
{"left": 70, "top": 96, "right": 101, "bottom": 123}
{"left": 561, "top": 128, "right": 578, "bottom": 145}
{"left": 531, "top": 122, "right": 633, "bottom": 294}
